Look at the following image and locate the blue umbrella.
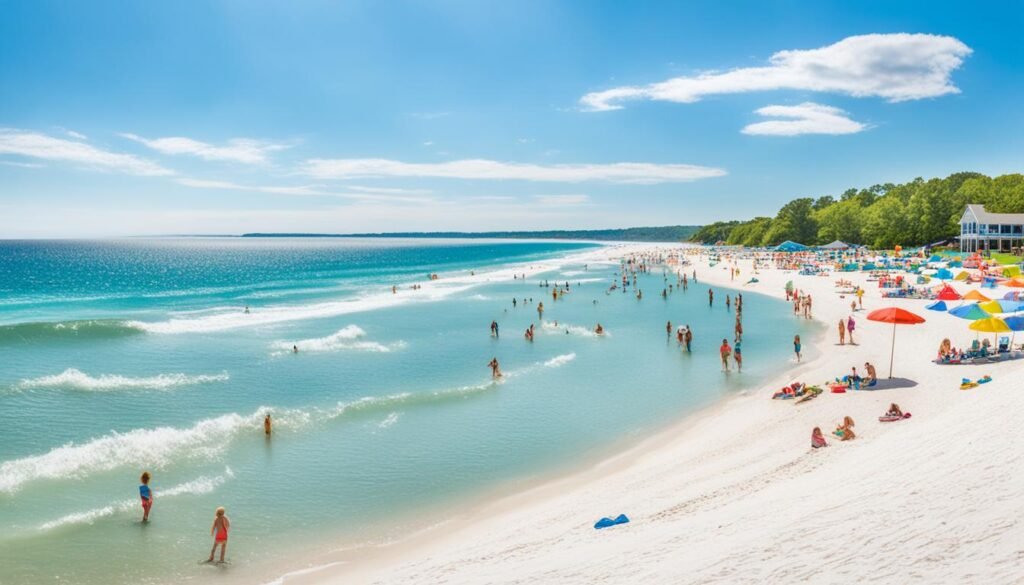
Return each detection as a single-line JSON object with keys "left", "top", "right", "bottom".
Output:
{"left": 935, "top": 268, "right": 953, "bottom": 280}
{"left": 949, "top": 304, "right": 989, "bottom": 320}
{"left": 1003, "top": 316, "right": 1024, "bottom": 331}
{"left": 926, "top": 300, "right": 947, "bottom": 311}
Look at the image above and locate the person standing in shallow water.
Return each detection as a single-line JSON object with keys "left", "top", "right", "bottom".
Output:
{"left": 264, "top": 414, "right": 272, "bottom": 436}
{"left": 719, "top": 339, "right": 732, "bottom": 371}
{"left": 488, "top": 357, "right": 502, "bottom": 378}
{"left": 685, "top": 326, "right": 693, "bottom": 352}
{"left": 794, "top": 334, "right": 802, "bottom": 362}
{"left": 139, "top": 471, "right": 153, "bottom": 522}
{"left": 708, "top": 288, "right": 714, "bottom": 307}
{"left": 208, "top": 507, "right": 230, "bottom": 563}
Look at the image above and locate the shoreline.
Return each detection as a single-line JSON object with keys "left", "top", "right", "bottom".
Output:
{"left": 281, "top": 245, "right": 1024, "bottom": 584}
{"left": 268, "top": 245, "right": 834, "bottom": 584}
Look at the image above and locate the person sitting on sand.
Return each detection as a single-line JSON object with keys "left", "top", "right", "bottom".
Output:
{"left": 811, "top": 427, "right": 829, "bottom": 449}
{"left": 139, "top": 471, "right": 153, "bottom": 522}
{"left": 864, "top": 362, "right": 878, "bottom": 386}
{"left": 834, "top": 416, "right": 856, "bottom": 441}
{"left": 208, "top": 507, "right": 230, "bottom": 563}
{"left": 488, "top": 358, "right": 502, "bottom": 378}
{"left": 886, "top": 403, "right": 903, "bottom": 417}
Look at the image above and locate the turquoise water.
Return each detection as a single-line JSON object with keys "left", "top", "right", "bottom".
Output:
{"left": 0, "top": 238, "right": 816, "bottom": 585}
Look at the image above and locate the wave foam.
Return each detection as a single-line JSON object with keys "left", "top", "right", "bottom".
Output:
{"left": 540, "top": 321, "right": 607, "bottom": 337}
{"left": 270, "top": 325, "right": 403, "bottom": 355}
{"left": 1, "top": 382, "right": 498, "bottom": 494}
{"left": 543, "top": 353, "right": 577, "bottom": 368}
{"left": 37, "top": 468, "right": 233, "bottom": 531}
{"left": 17, "top": 369, "right": 229, "bottom": 392}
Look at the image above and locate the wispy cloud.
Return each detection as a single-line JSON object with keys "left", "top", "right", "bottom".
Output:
{"left": 534, "top": 194, "right": 590, "bottom": 206}
{"left": 581, "top": 33, "right": 971, "bottom": 111}
{"left": 66, "top": 130, "right": 88, "bottom": 140}
{"left": 346, "top": 185, "right": 433, "bottom": 196}
{"left": 0, "top": 129, "right": 172, "bottom": 176}
{"left": 301, "top": 158, "right": 725, "bottom": 184}
{"left": 1, "top": 160, "right": 45, "bottom": 169}
{"left": 741, "top": 102, "right": 867, "bottom": 136}
{"left": 176, "top": 177, "right": 434, "bottom": 203}
{"left": 120, "top": 133, "right": 290, "bottom": 164}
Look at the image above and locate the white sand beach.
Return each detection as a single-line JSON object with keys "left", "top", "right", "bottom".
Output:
{"left": 289, "top": 244, "right": 1024, "bottom": 585}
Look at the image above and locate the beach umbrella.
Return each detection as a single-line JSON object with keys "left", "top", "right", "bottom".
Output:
{"left": 1003, "top": 315, "right": 1024, "bottom": 349}
{"left": 1004, "top": 291, "right": 1024, "bottom": 301}
{"left": 784, "top": 280, "right": 794, "bottom": 292}
{"left": 1006, "top": 277, "right": 1024, "bottom": 288}
{"left": 949, "top": 303, "right": 989, "bottom": 320}
{"left": 970, "top": 316, "right": 1012, "bottom": 350}
{"left": 963, "top": 290, "right": 991, "bottom": 302}
{"left": 935, "top": 268, "right": 953, "bottom": 280}
{"left": 936, "top": 285, "right": 961, "bottom": 300}
{"left": 980, "top": 299, "right": 1024, "bottom": 314}
{"left": 867, "top": 307, "right": 926, "bottom": 378}
{"left": 925, "top": 300, "right": 947, "bottom": 311}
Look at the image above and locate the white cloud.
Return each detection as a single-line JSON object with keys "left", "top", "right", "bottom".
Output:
{"left": 422, "top": 141, "right": 434, "bottom": 146}
{"left": 66, "top": 130, "right": 88, "bottom": 140}
{"left": 176, "top": 177, "right": 434, "bottom": 204}
{"left": 1, "top": 160, "right": 44, "bottom": 168}
{"left": 301, "top": 158, "right": 725, "bottom": 184}
{"left": 534, "top": 194, "right": 590, "bottom": 206}
{"left": 581, "top": 33, "right": 971, "bottom": 111}
{"left": 120, "top": 133, "right": 290, "bottom": 164}
{"left": 741, "top": 102, "right": 867, "bottom": 136}
{"left": 0, "top": 129, "right": 172, "bottom": 176}
{"left": 346, "top": 185, "right": 433, "bottom": 195}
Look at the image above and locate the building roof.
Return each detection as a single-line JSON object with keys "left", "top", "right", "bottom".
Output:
{"left": 964, "top": 204, "right": 1024, "bottom": 225}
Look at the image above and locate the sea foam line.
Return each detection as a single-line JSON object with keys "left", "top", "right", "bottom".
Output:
{"left": 540, "top": 321, "right": 608, "bottom": 338}
{"left": 0, "top": 381, "right": 500, "bottom": 495}
{"left": 37, "top": 468, "right": 234, "bottom": 531}
{"left": 270, "top": 325, "right": 405, "bottom": 356}
{"left": 16, "top": 369, "right": 229, "bottom": 392}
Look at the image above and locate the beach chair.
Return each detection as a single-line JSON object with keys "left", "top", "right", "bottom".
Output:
{"left": 999, "top": 336, "right": 1010, "bottom": 353}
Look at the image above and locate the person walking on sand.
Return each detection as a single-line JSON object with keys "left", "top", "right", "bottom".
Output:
{"left": 488, "top": 357, "right": 502, "bottom": 378}
{"left": 719, "top": 339, "right": 732, "bottom": 371}
{"left": 838, "top": 318, "right": 846, "bottom": 345}
{"left": 208, "top": 507, "right": 230, "bottom": 563}
{"left": 847, "top": 316, "right": 856, "bottom": 344}
{"left": 857, "top": 287, "right": 864, "bottom": 309}
{"left": 793, "top": 334, "right": 802, "bottom": 362}
{"left": 139, "top": 471, "right": 153, "bottom": 522}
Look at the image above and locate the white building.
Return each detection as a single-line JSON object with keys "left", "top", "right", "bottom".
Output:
{"left": 958, "top": 204, "right": 1024, "bottom": 253}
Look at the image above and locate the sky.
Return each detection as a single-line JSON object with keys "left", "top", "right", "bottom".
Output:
{"left": 0, "top": 0, "right": 1022, "bottom": 237}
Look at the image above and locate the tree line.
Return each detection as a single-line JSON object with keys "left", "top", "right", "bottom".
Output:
{"left": 689, "top": 172, "right": 1024, "bottom": 249}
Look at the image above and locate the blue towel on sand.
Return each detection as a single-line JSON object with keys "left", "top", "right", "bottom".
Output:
{"left": 594, "top": 514, "right": 630, "bottom": 529}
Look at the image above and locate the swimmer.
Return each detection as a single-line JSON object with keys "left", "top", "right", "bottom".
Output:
{"left": 292, "top": 345, "right": 298, "bottom": 354}
{"left": 488, "top": 357, "right": 502, "bottom": 378}
{"left": 595, "top": 323, "right": 604, "bottom": 335}
{"left": 264, "top": 414, "right": 272, "bottom": 435}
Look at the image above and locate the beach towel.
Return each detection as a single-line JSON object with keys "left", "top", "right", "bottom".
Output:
{"left": 594, "top": 514, "right": 630, "bottom": 529}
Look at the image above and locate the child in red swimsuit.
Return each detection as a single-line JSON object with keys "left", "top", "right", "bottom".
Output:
{"left": 208, "top": 506, "right": 230, "bottom": 563}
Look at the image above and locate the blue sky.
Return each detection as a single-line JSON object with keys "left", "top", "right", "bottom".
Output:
{"left": 1, "top": 0, "right": 1021, "bottom": 236}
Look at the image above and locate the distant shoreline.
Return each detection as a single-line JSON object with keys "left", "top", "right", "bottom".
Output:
{"left": 240, "top": 225, "right": 700, "bottom": 243}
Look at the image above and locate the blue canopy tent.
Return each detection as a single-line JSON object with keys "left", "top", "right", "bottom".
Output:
{"left": 934, "top": 268, "right": 954, "bottom": 280}
{"left": 775, "top": 240, "right": 809, "bottom": 252}
{"left": 926, "top": 300, "right": 948, "bottom": 311}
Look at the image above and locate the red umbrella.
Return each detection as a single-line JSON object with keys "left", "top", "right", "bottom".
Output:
{"left": 867, "top": 307, "right": 926, "bottom": 378}
{"left": 936, "top": 285, "right": 961, "bottom": 300}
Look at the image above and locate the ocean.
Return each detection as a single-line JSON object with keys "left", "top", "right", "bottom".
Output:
{"left": 0, "top": 238, "right": 817, "bottom": 585}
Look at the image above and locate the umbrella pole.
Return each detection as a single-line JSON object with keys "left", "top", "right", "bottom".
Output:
{"left": 889, "top": 320, "right": 896, "bottom": 379}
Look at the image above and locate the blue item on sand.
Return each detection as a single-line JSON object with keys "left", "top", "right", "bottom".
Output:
{"left": 594, "top": 514, "right": 630, "bottom": 529}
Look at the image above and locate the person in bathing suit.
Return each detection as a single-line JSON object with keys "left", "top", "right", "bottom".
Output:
{"left": 208, "top": 507, "right": 230, "bottom": 563}
{"left": 264, "top": 414, "right": 272, "bottom": 436}
{"left": 139, "top": 471, "right": 153, "bottom": 522}
{"left": 488, "top": 358, "right": 502, "bottom": 378}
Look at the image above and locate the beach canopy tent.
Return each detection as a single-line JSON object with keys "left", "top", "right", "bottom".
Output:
{"left": 929, "top": 254, "right": 942, "bottom": 262}
{"left": 949, "top": 303, "right": 990, "bottom": 320}
{"left": 963, "top": 290, "right": 991, "bottom": 302}
{"left": 775, "top": 241, "right": 809, "bottom": 252}
{"left": 1003, "top": 266, "right": 1022, "bottom": 278}
{"left": 820, "top": 240, "right": 850, "bottom": 250}
{"left": 1006, "top": 277, "right": 1024, "bottom": 288}
{"left": 867, "top": 307, "right": 926, "bottom": 378}
{"left": 954, "top": 271, "right": 970, "bottom": 281}
{"left": 934, "top": 268, "right": 954, "bottom": 280}
{"left": 936, "top": 285, "right": 961, "bottom": 301}
{"left": 926, "top": 300, "right": 948, "bottom": 311}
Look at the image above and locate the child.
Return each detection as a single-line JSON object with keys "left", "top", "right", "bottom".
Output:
{"left": 734, "top": 341, "right": 742, "bottom": 372}
{"left": 793, "top": 335, "right": 802, "bottom": 362}
{"left": 811, "top": 427, "right": 829, "bottom": 449}
{"left": 139, "top": 471, "right": 153, "bottom": 522}
{"left": 209, "top": 507, "right": 230, "bottom": 563}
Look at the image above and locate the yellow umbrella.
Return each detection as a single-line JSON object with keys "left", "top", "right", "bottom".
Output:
{"left": 963, "top": 290, "right": 991, "bottom": 302}
{"left": 979, "top": 300, "right": 1004, "bottom": 314}
{"left": 954, "top": 271, "right": 970, "bottom": 281}
{"left": 969, "top": 317, "right": 1011, "bottom": 333}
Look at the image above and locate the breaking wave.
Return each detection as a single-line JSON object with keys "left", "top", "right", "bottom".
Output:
{"left": 16, "top": 369, "right": 229, "bottom": 392}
